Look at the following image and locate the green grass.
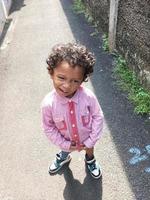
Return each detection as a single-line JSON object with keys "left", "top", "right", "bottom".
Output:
{"left": 72, "top": 0, "right": 94, "bottom": 23}
{"left": 72, "top": 0, "right": 86, "bottom": 14}
{"left": 114, "top": 55, "right": 150, "bottom": 115}
{"left": 102, "top": 33, "right": 109, "bottom": 51}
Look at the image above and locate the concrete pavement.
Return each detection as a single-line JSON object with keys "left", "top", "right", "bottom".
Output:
{"left": 0, "top": 0, "right": 150, "bottom": 199}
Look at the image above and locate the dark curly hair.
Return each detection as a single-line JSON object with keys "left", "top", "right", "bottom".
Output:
{"left": 46, "top": 43, "right": 96, "bottom": 82}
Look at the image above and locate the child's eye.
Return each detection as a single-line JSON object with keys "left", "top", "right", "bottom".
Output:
{"left": 73, "top": 80, "right": 80, "bottom": 84}
{"left": 57, "top": 76, "right": 64, "bottom": 80}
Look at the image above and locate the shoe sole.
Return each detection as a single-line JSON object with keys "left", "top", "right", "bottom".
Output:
{"left": 89, "top": 169, "right": 102, "bottom": 179}
{"left": 86, "top": 162, "right": 102, "bottom": 179}
{"left": 48, "top": 155, "right": 72, "bottom": 174}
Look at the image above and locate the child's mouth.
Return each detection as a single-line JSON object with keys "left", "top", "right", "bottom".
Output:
{"left": 58, "top": 88, "right": 69, "bottom": 96}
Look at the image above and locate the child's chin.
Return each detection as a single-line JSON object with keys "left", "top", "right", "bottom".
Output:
{"left": 57, "top": 88, "right": 74, "bottom": 98}
{"left": 58, "top": 90, "right": 69, "bottom": 97}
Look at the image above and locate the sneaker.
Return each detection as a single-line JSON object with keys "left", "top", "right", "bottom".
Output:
{"left": 85, "top": 157, "right": 102, "bottom": 179}
{"left": 48, "top": 153, "right": 71, "bottom": 174}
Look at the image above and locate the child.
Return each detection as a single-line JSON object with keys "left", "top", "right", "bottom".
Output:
{"left": 41, "top": 43, "right": 104, "bottom": 179}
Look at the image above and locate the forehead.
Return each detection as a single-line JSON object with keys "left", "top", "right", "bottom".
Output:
{"left": 54, "top": 61, "right": 84, "bottom": 78}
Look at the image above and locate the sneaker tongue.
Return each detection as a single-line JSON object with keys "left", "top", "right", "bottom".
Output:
{"left": 56, "top": 154, "right": 61, "bottom": 160}
{"left": 90, "top": 162, "right": 96, "bottom": 170}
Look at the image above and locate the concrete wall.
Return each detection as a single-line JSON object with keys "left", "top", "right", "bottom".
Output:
{"left": 0, "top": 0, "right": 12, "bottom": 38}
{"left": 83, "top": 0, "right": 110, "bottom": 32}
{"left": 3, "top": 0, "right": 12, "bottom": 13}
{"left": 82, "top": 0, "right": 150, "bottom": 90}
{"left": 116, "top": 0, "right": 150, "bottom": 89}
{"left": 0, "top": 1, "right": 6, "bottom": 37}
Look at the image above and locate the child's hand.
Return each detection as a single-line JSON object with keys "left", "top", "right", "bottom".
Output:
{"left": 69, "top": 145, "right": 77, "bottom": 151}
{"left": 78, "top": 144, "right": 86, "bottom": 152}
{"left": 69, "top": 141, "right": 77, "bottom": 151}
{"left": 69, "top": 142, "right": 87, "bottom": 152}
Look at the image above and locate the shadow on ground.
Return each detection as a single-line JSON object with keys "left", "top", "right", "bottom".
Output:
{"left": 63, "top": 167, "right": 102, "bottom": 200}
{"left": 50, "top": 163, "right": 102, "bottom": 200}
{"left": 59, "top": 0, "right": 150, "bottom": 199}
{"left": 9, "top": 0, "right": 26, "bottom": 14}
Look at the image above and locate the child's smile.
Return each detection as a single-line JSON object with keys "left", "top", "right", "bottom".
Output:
{"left": 50, "top": 61, "right": 84, "bottom": 98}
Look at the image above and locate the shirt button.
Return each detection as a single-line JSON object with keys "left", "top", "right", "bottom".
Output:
{"left": 74, "top": 134, "right": 77, "bottom": 137}
{"left": 72, "top": 124, "right": 75, "bottom": 128}
{"left": 70, "top": 110, "right": 73, "bottom": 114}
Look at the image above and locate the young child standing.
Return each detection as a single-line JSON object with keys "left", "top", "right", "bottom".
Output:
{"left": 41, "top": 43, "right": 104, "bottom": 179}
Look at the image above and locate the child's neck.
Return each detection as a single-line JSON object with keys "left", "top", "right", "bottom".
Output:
{"left": 66, "top": 90, "right": 77, "bottom": 98}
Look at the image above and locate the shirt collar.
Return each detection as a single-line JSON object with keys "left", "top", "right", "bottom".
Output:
{"left": 54, "top": 87, "right": 82, "bottom": 104}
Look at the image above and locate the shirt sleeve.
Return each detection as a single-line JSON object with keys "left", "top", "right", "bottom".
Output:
{"left": 41, "top": 104, "right": 71, "bottom": 151}
{"left": 83, "top": 96, "right": 104, "bottom": 148}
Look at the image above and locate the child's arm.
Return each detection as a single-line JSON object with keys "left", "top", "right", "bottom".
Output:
{"left": 83, "top": 96, "right": 104, "bottom": 148}
{"left": 41, "top": 105, "right": 71, "bottom": 151}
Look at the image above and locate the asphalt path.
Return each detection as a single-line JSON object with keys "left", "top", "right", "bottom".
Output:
{"left": 0, "top": 0, "right": 150, "bottom": 199}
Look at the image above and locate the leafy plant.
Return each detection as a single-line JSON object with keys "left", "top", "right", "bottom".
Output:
{"left": 90, "top": 30, "right": 99, "bottom": 37}
{"left": 72, "top": 0, "right": 85, "bottom": 14}
{"left": 73, "top": 0, "right": 94, "bottom": 22}
{"left": 102, "top": 34, "right": 109, "bottom": 51}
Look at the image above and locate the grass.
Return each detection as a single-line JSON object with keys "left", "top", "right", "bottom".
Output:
{"left": 102, "top": 33, "right": 109, "bottom": 51}
{"left": 72, "top": 0, "right": 86, "bottom": 14}
{"left": 114, "top": 55, "right": 150, "bottom": 115}
{"left": 72, "top": 0, "right": 94, "bottom": 23}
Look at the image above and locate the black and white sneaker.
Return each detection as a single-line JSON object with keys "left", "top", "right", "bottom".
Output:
{"left": 85, "top": 157, "right": 102, "bottom": 179}
{"left": 49, "top": 153, "right": 71, "bottom": 174}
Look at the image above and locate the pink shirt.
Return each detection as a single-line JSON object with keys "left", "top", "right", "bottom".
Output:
{"left": 41, "top": 86, "right": 104, "bottom": 151}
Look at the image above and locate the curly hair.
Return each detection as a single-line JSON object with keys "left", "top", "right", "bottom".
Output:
{"left": 46, "top": 43, "right": 96, "bottom": 82}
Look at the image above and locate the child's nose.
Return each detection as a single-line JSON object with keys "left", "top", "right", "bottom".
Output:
{"left": 63, "top": 82, "right": 71, "bottom": 89}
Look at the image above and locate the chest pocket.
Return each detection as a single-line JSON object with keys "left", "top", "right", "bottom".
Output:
{"left": 81, "top": 106, "right": 91, "bottom": 126}
{"left": 53, "top": 116, "right": 67, "bottom": 131}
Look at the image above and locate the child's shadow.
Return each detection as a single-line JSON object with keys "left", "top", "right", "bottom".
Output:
{"left": 62, "top": 165, "right": 102, "bottom": 200}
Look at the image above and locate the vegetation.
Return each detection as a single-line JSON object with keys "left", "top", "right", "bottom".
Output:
{"left": 102, "top": 33, "right": 109, "bottom": 51}
{"left": 102, "top": 29, "right": 150, "bottom": 115}
{"left": 114, "top": 55, "right": 150, "bottom": 115}
{"left": 72, "top": 0, "right": 85, "bottom": 14}
{"left": 72, "top": 0, "right": 94, "bottom": 23}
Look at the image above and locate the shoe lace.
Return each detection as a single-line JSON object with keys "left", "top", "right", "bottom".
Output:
{"left": 89, "top": 161, "right": 96, "bottom": 171}
{"left": 55, "top": 154, "right": 63, "bottom": 165}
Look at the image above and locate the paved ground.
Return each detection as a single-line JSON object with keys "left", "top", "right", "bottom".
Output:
{"left": 0, "top": 0, "right": 150, "bottom": 199}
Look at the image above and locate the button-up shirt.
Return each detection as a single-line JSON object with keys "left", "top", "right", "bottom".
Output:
{"left": 41, "top": 86, "right": 104, "bottom": 151}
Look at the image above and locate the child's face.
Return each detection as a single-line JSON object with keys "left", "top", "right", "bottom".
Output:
{"left": 50, "top": 61, "right": 84, "bottom": 98}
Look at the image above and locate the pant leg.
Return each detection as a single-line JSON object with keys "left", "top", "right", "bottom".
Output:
{"left": 85, "top": 148, "right": 94, "bottom": 160}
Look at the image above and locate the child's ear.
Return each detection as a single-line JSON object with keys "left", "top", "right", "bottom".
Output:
{"left": 47, "top": 67, "right": 54, "bottom": 77}
{"left": 49, "top": 72, "right": 54, "bottom": 80}
{"left": 50, "top": 73, "right": 53, "bottom": 79}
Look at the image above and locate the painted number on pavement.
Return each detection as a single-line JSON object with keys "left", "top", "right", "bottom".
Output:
{"left": 129, "top": 145, "right": 150, "bottom": 173}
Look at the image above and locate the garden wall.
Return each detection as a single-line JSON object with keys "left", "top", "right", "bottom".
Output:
{"left": 82, "top": 0, "right": 150, "bottom": 90}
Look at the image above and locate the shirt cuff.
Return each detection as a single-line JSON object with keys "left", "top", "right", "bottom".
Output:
{"left": 83, "top": 138, "right": 95, "bottom": 148}
{"left": 62, "top": 141, "right": 71, "bottom": 151}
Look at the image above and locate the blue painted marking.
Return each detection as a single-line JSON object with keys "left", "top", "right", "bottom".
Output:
{"left": 145, "top": 168, "right": 150, "bottom": 173}
{"left": 145, "top": 145, "right": 150, "bottom": 154}
{"left": 129, "top": 145, "right": 150, "bottom": 173}
{"left": 129, "top": 147, "right": 148, "bottom": 165}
